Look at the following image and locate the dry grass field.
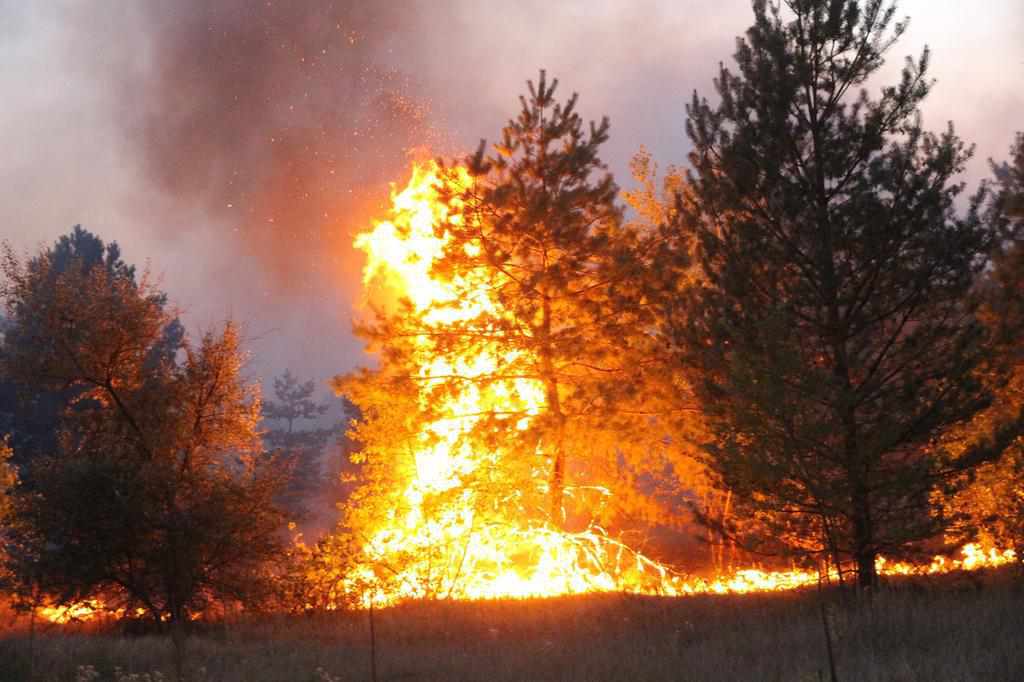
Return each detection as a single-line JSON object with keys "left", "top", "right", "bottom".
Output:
{"left": 1, "top": 569, "right": 1021, "bottom": 682}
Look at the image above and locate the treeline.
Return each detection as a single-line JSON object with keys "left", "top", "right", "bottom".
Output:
{"left": 328, "top": 0, "right": 1024, "bottom": 594}
{"left": 0, "top": 0, "right": 1021, "bottom": 631}
{"left": 0, "top": 227, "right": 351, "bottom": 632}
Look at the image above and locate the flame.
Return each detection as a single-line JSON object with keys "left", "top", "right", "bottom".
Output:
{"left": 349, "top": 160, "right": 689, "bottom": 604}
{"left": 37, "top": 600, "right": 107, "bottom": 624}
{"left": 35, "top": 600, "right": 154, "bottom": 625}
{"left": 28, "top": 162, "right": 1019, "bottom": 625}
{"left": 345, "top": 160, "right": 1019, "bottom": 606}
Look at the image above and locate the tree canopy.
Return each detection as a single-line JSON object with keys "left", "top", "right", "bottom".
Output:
{"left": 0, "top": 238, "right": 288, "bottom": 627}
{"left": 341, "top": 71, "right": 660, "bottom": 531}
{"left": 0, "top": 226, "right": 160, "bottom": 470}
{"left": 667, "top": 0, "right": 1005, "bottom": 587}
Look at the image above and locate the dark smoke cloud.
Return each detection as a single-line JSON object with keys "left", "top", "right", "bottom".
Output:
{"left": 2, "top": 0, "right": 1020, "bottom": 392}
{"left": 124, "top": 0, "right": 449, "bottom": 290}
{"left": 92, "top": 1, "right": 465, "bottom": 389}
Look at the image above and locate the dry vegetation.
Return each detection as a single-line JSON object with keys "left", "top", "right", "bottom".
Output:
{"left": 1, "top": 569, "right": 1021, "bottom": 682}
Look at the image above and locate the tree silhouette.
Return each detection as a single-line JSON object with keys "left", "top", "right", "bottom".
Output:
{"left": 0, "top": 241, "right": 288, "bottom": 649}
{"left": 672, "top": 0, "right": 1002, "bottom": 587}
{"left": 262, "top": 369, "right": 333, "bottom": 518}
{"left": 0, "top": 226, "right": 162, "bottom": 471}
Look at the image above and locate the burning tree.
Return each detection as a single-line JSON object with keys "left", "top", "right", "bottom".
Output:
{"left": 670, "top": 0, "right": 1006, "bottom": 588}
{"left": 326, "top": 73, "right": 683, "bottom": 604}
{"left": 425, "top": 71, "right": 662, "bottom": 526}
{"left": 0, "top": 238, "right": 289, "bottom": 632}
{"left": 941, "top": 134, "right": 1024, "bottom": 558}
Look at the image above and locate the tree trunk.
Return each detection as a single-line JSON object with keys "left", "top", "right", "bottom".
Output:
{"left": 539, "top": 295, "right": 566, "bottom": 526}
{"left": 545, "top": 378, "right": 566, "bottom": 526}
{"left": 368, "top": 601, "right": 378, "bottom": 682}
{"left": 838, "top": 352, "right": 873, "bottom": 589}
{"left": 549, "top": 446, "right": 565, "bottom": 523}
{"left": 852, "top": 484, "right": 877, "bottom": 590}
{"left": 168, "top": 595, "right": 187, "bottom": 681}
{"left": 28, "top": 598, "right": 36, "bottom": 682}
{"left": 853, "top": 543, "right": 876, "bottom": 589}
{"left": 170, "top": 618, "right": 186, "bottom": 682}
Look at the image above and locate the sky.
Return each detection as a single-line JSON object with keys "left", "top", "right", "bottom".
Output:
{"left": 1, "top": 0, "right": 1021, "bottom": 395}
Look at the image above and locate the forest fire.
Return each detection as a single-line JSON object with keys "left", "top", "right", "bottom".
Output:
{"left": 3, "top": 3, "right": 1022, "bottom": 679}
{"left": 35, "top": 543, "right": 1016, "bottom": 623}
{"left": 23, "top": 150, "right": 1020, "bottom": 627}
{"left": 37, "top": 600, "right": 107, "bottom": 625}
{"left": 338, "top": 160, "right": 1019, "bottom": 607}
{"left": 345, "top": 160, "right": 684, "bottom": 603}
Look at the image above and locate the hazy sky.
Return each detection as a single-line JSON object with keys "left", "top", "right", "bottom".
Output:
{"left": 1, "top": 0, "right": 1021, "bottom": 393}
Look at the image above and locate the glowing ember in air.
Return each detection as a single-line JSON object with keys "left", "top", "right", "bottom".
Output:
{"left": 342, "top": 160, "right": 1017, "bottom": 607}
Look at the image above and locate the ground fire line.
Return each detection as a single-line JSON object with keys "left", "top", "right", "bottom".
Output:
{"left": 333, "top": 161, "right": 1017, "bottom": 607}
{"left": 34, "top": 162, "right": 1017, "bottom": 624}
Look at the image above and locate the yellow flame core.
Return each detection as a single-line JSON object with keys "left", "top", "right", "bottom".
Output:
{"left": 31, "top": 162, "right": 1018, "bottom": 625}
{"left": 34, "top": 541, "right": 1016, "bottom": 622}
{"left": 352, "top": 161, "right": 690, "bottom": 603}
{"left": 347, "top": 161, "right": 1017, "bottom": 606}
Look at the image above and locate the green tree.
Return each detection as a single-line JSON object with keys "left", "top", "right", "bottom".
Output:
{"left": 0, "top": 241, "right": 288, "bottom": 643}
{"left": 990, "top": 132, "right": 1024, "bottom": 235}
{"left": 672, "top": 0, "right": 1004, "bottom": 587}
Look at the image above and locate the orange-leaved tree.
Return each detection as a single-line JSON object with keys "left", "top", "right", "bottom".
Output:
{"left": 0, "top": 237, "right": 289, "bottom": 635}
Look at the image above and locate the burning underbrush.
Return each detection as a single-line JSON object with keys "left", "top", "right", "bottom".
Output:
{"left": 16, "top": 541, "right": 1015, "bottom": 627}
{"left": 4, "top": 569, "right": 1023, "bottom": 682}
{"left": 8, "top": 160, "right": 1017, "bottom": 629}
{"left": 306, "top": 159, "right": 1017, "bottom": 608}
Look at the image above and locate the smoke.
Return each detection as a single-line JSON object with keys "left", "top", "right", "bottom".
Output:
{"left": 3, "top": 0, "right": 1019, "bottom": 388}
{"left": 93, "top": 1, "right": 463, "bottom": 385}
{"left": 124, "top": 1, "right": 450, "bottom": 287}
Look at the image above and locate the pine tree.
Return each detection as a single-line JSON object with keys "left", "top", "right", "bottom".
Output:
{"left": 0, "top": 226, "right": 158, "bottom": 471}
{"left": 448, "top": 72, "right": 658, "bottom": 524}
{"left": 990, "top": 132, "right": 1024, "bottom": 235}
{"left": 262, "top": 369, "right": 333, "bottom": 519}
{"left": 352, "top": 72, "right": 654, "bottom": 528}
{"left": 673, "top": 0, "right": 1001, "bottom": 587}
{"left": 326, "top": 74, "right": 666, "bottom": 600}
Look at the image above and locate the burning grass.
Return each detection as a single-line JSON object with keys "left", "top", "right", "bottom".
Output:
{"left": 2, "top": 568, "right": 1022, "bottom": 681}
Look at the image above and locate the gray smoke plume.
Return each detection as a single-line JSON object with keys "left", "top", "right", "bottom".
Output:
{"left": 123, "top": 1, "right": 449, "bottom": 288}
{"left": 2, "top": 0, "right": 1019, "bottom": 388}
{"left": 102, "top": 1, "right": 460, "bottom": 385}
